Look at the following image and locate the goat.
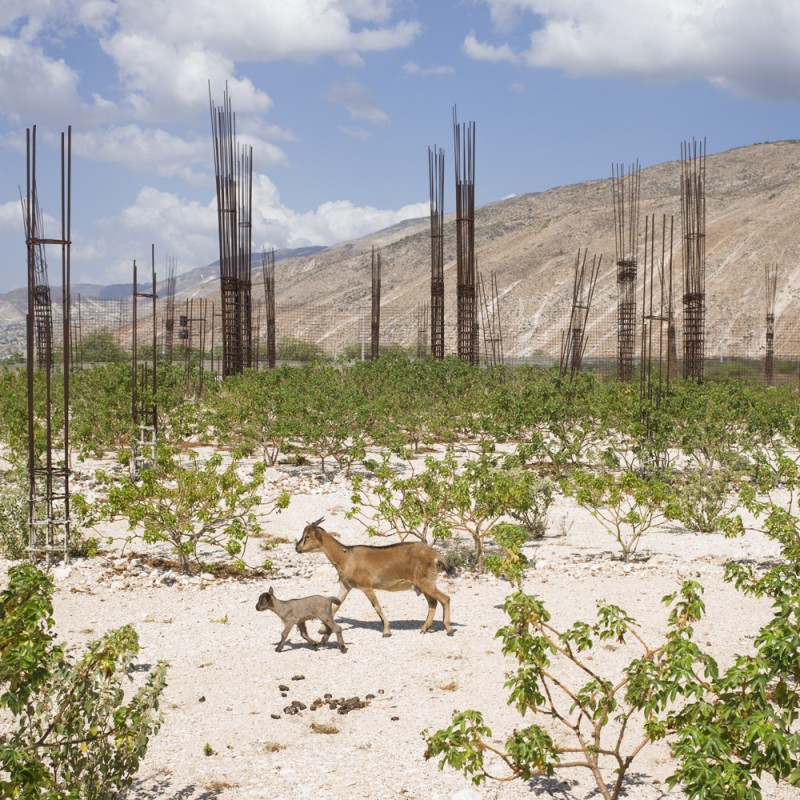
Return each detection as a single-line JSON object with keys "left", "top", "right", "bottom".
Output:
{"left": 295, "top": 517, "right": 453, "bottom": 637}
{"left": 255, "top": 586, "right": 347, "bottom": 653}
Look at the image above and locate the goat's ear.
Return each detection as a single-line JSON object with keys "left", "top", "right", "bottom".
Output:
{"left": 268, "top": 586, "right": 274, "bottom": 596}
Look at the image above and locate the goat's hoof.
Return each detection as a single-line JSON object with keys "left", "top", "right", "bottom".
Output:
{"left": 382, "top": 631, "right": 392, "bottom": 638}
{"left": 340, "top": 646, "right": 348, "bottom": 653}
{"left": 275, "top": 646, "right": 283, "bottom": 652}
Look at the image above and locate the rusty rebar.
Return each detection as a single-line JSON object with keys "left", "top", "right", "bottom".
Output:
{"left": 612, "top": 161, "right": 640, "bottom": 382}
{"left": 479, "top": 270, "right": 504, "bottom": 368}
{"left": 765, "top": 262, "right": 778, "bottom": 384}
{"left": 680, "top": 138, "right": 707, "bottom": 382}
{"left": 560, "top": 249, "right": 602, "bottom": 378}
{"left": 428, "top": 145, "right": 445, "bottom": 358}
{"left": 639, "top": 215, "right": 674, "bottom": 427}
{"left": 370, "top": 246, "right": 381, "bottom": 360}
{"left": 262, "top": 248, "right": 276, "bottom": 368}
{"left": 25, "top": 124, "right": 71, "bottom": 563}
{"left": 453, "top": 107, "right": 477, "bottom": 365}
{"left": 209, "top": 82, "right": 253, "bottom": 376}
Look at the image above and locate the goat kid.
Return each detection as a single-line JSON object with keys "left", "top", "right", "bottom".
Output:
{"left": 255, "top": 586, "right": 347, "bottom": 653}
{"left": 295, "top": 517, "right": 453, "bottom": 637}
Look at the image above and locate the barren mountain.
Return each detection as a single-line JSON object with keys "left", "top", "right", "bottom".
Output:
{"left": 4, "top": 140, "right": 800, "bottom": 361}
{"left": 246, "top": 139, "right": 800, "bottom": 360}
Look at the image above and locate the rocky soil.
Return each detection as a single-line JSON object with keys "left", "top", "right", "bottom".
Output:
{"left": 4, "top": 462, "right": 800, "bottom": 800}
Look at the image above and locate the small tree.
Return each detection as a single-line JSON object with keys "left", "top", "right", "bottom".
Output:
{"left": 564, "top": 469, "right": 670, "bottom": 561}
{"left": 425, "top": 576, "right": 800, "bottom": 800}
{"left": 99, "top": 445, "right": 289, "bottom": 573}
{"left": 0, "top": 564, "right": 167, "bottom": 799}
{"left": 350, "top": 445, "right": 553, "bottom": 573}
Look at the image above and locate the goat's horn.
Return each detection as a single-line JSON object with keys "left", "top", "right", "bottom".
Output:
{"left": 308, "top": 516, "right": 325, "bottom": 527}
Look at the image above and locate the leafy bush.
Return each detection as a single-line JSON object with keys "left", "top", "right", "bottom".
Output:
{"left": 351, "top": 445, "right": 553, "bottom": 572}
{"left": 97, "top": 445, "right": 289, "bottom": 573}
{"left": 425, "top": 576, "right": 800, "bottom": 800}
{"left": 276, "top": 336, "right": 325, "bottom": 362}
{"left": 78, "top": 329, "right": 128, "bottom": 364}
{"left": 0, "top": 564, "right": 167, "bottom": 799}
{"left": 564, "top": 468, "right": 670, "bottom": 560}
{"left": 0, "top": 467, "right": 28, "bottom": 559}
{"left": 668, "top": 466, "right": 733, "bottom": 533}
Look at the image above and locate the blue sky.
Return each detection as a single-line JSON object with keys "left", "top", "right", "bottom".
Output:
{"left": 1, "top": 0, "right": 799, "bottom": 293}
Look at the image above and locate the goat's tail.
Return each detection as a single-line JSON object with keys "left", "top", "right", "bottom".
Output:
{"left": 437, "top": 555, "right": 456, "bottom": 576}
{"left": 329, "top": 597, "right": 343, "bottom": 607}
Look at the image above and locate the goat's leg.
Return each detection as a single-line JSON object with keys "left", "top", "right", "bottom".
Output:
{"left": 420, "top": 593, "right": 438, "bottom": 633}
{"left": 362, "top": 588, "right": 391, "bottom": 636}
{"left": 276, "top": 623, "right": 294, "bottom": 652}
{"left": 297, "top": 621, "right": 319, "bottom": 649}
{"left": 319, "top": 585, "right": 350, "bottom": 634}
{"left": 320, "top": 617, "right": 348, "bottom": 653}
{"left": 421, "top": 584, "right": 453, "bottom": 634}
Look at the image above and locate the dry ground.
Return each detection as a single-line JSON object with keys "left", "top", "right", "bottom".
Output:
{"left": 4, "top": 463, "right": 800, "bottom": 800}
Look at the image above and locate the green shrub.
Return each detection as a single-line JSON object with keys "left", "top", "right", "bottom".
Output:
{"left": 276, "top": 336, "right": 325, "bottom": 362}
{"left": 0, "top": 564, "right": 167, "bottom": 799}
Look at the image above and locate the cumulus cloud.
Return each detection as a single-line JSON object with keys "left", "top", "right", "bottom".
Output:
{"left": 111, "top": 0, "right": 419, "bottom": 63}
{"left": 102, "top": 34, "right": 272, "bottom": 122}
{"left": 472, "top": 0, "right": 800, "bottom": 102}
{"left": 462, "top": 32, "right": 519, "bottom": 63}
{"left": 86, "top": 174, "right": 428, "bottom": 284}
{"left": 0, "top": 36, "right": 86, "bottom": 125}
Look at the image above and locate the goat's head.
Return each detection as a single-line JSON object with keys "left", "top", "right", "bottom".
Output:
{"left": 255, "top": 586, "right": 275, "bottom": 611}
{"left": 295, "top": 517, "right": 325, "bottom": 553}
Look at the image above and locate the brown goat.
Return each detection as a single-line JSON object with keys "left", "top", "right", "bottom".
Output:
{"left": 256, "top": 586, "right": 347, "bottom": 653}
{"left": 295, "top": 518, "right": 453, "bottom": 637}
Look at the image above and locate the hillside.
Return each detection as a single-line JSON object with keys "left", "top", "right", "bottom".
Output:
{"left": 255, "top": 139, "right": 800, "bottom": 360}
{"left": 3, "top": 140, "right": 800, "bottom": 361}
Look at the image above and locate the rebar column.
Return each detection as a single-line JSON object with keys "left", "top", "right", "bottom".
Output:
{"left": 262, "top": 248, "right": 276, "bottom": 368}
{"left": 370, "top": 246, "right": 381, "bottom": 360}
{"left": 560, "top": 249, "right": 601, "bottom": 379}
{"left": 131, "top": 246, "right": 158, "bottom": 479}
{"left": 765, "top": 262, "right": 778, "bottom": 384}
{"left": 25, "top": 124, "right": 72, "bottom": 563}
{"left": 612, "top": 161, "right": 641, "bottom": 382}
{"left": 209, "top": 82, "right": 253, "bottom": 377}
{"left": 428, "top": 146, "right": 445, "bottom": 358}
{"left": 453, "top": 108, "right": 477, "bottom": 365}
{"left": 680, "top": 138, "right": 707, "bottom": 383}
{"left": 639, "top": 215, "right": 674, "bottom": 422}
{"left": 20, "top": 188, "right": 54, "bottom": 369}
{"left": 479, "top": 270, "right": 504, "bottom": 368}
{"left": 164, "top": 256, "right": 177, "bottom": 363}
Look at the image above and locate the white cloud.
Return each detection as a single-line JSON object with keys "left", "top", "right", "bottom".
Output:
{"left": 0, "top": 199, "right": 22, "bottom": 233}
{"left": 101, "top": 34, "right": 272, "bottom": 123}
{"left": 0, "top": 36, "right": 84, "bottom": 124}
{"left": 111, "top": 0, "right": 419, "bottom": 63}
{"left": 85, "top": 173, "right": 427, "bottom": 283}
{"left": 462, "top": 32, "right": 519, "bottom": 63}
{"left": 325, "top": 79, "right": 388, "bottom": 124}
{"left": 473, "top": 0, "right": 800, "bottom": 102}
{"left": 404, "top": 61, "right": 455, "bottom": 77}
{"left": 274, "top": 198, "right": 429, "bottom": 248}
